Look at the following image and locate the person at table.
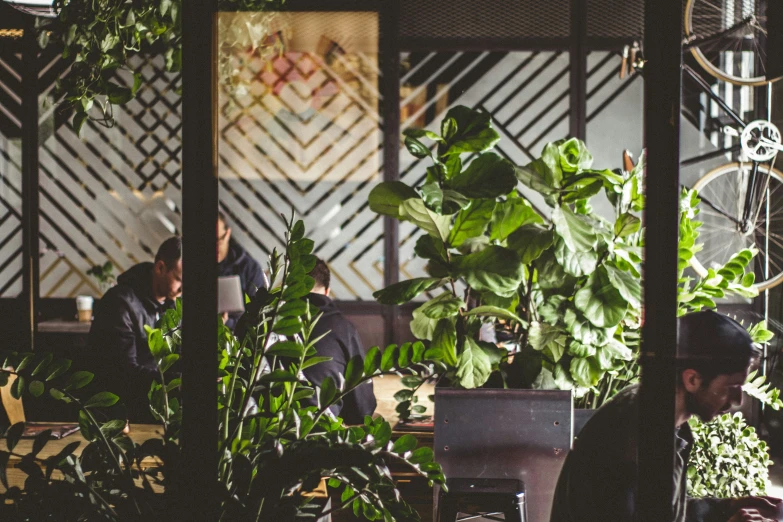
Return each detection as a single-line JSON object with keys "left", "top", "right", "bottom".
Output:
{"left": 550, "top": 310, "right": 782, "bottom": 522}
{"left": 89, "top": 236, "right": 182, "bottom": 422}
{"left": 302, "top": 258, "right": 376, "bottom": 425}
{"left": 217, "top": 210, "right": 267, "bottom": 330}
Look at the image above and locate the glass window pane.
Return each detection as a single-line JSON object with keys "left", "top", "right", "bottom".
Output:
{"left": 217, "top": 11, "right": 383, "bottom": 300}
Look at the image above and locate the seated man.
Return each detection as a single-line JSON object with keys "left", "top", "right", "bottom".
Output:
{"left": 217, "top": 211, "right": 267, "bottom": 329}
{"left": 89, "top": 237, "right": 182, "bottom": 422}
{"left": 303, "top": 258, "right": 376, "bottom": 425}
{"left": 551, "top": 310, "right": 781, "bottom": 522}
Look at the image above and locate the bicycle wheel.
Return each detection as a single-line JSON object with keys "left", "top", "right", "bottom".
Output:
{"left": 684, "top": 0, "right": 778, "bottom": 86}
{"left": 691, "top": 162, "right": 783, "bottom": 291}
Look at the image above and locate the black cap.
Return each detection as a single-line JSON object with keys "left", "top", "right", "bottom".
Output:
{"left": 677, "top": 310, "right": 759, "bottom": 372}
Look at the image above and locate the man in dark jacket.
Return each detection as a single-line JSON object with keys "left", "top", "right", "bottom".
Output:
{"left": 304, "top": 258, "right": 376, "bottom": 425}
{"left": 551, "top": 311, "right": 781, "bottom": 522}
{"left": 217, "top": 211, "right": 267, "bottom": 330}
{"left": 89, "top": 237, "right": 182, "bottom": 422}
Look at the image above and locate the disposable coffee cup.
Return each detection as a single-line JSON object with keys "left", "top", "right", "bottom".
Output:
{"left": 76, "top": 295, "right": 94, "bottom": 322}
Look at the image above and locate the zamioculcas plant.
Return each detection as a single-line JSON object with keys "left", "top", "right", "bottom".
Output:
{"left": 0, "top": 215, "right": 445, "bottom": 521}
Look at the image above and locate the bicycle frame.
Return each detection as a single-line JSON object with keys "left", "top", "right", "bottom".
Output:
{"left": 682, "top": 65, "right": 775, "bottom": 233}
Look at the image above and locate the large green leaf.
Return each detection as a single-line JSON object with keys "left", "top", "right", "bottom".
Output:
{"left": 551, "top": 205, "right": 598, "bottom": 252}
{"left": 604, "top": 265, "right": 642, "bottom": 309}
{"left": 489, "top": 197, "right": 543, "bottom": 241}
{"left": 449, "top": 152, "right": 517, "bottom": 199}
{"left": 570, "top": 357, "right": 602, "bottom": 388}
{"left": 400, "top": 198, "right": 451, "bottom": 242}
{"left": 455, "top": 337, "right": 492, "bottom": 389}
{"left": 425, "top": 319, "right": 458, "bottom": 367}
{"left": 451, "top": 246, "right": 525, "bottom": 298}
{"left": 535, "top": 251, "right": 575, "bottom": 291}
{"left": 528, "top": 322, "right": 567, "bottom": 363}
{"left": 420, "top": 181, "right": 444, "bottom": 213}
{"left": 557, "top": 137, "right": 593, "bottom": 173}
{"left": 614, "top": 213, "right": 641, "bottom": 238}
{"left": 441, "top": 106, "right": 500, "bottom": 155}
{"left": 448, "top": 199, "right": 495, "bottom": 247}
{"left": 368, "top": 182, "right": 419, "bottom": 219}
{"left": 515, "top": 162, "right": 557, "bottom": 196}
{"left": 539, "top": 142, "right": 564, "bottom": 188}
{"left": 415, "top": 235, "right": 448, "bottom": 262}
{"left": 564, "top": 308, "right": 611, "bottom": 346}
{"left": 603, "top": 338, "right": 634, "bottom": 361}
{"left": 507, "top": 225, "right": 554, "bottom": 264}
{"left": 574, "top": 267, "right": 628, "bottom": 328}
{"left": 373, "top": 277, "right": 444, "bottom": 305}
{"left": 84, "top": 392, "right": 120, "bottom": 409}
{"left": 463, "top": 306, "right": 523, "bottom": 324}
{"left": 411, "top": 305, "right": 439, "bottom": 341}
{"left": 419, "top": 293, "right": 465, "bottom": 319}
{"left": 554, "top": 238, "right": 598, "bottom": 277}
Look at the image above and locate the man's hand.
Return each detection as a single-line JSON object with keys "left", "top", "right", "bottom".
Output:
{"left": 730, "top": 496, "right": 782, "bottom": 518}
{"left": 727, "top": 508, "right": 776, "bottom": 522}
{"left": 727, "top": 496, "right": 783, "bottom": 522}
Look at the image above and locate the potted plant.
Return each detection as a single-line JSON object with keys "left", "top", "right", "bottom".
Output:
{"left": 0, "top": 216, "right": 445, "bottom": 521}
{"left": 368, "top": 106, "right": 775, "bottom": 518}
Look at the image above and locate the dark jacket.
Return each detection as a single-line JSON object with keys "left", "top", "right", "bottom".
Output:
{"left": 218, "top": 240, "right": 267, "bottom": 330}
{"left": 303, "top": 293, "right": 376, "bottom": 425}
{"left": 89, "top": 262, "right": 174, "bottom": 421}
{"left": 550, "top": 385, "right": 729, "bottom": 522}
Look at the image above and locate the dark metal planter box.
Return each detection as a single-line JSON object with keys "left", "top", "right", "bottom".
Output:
{"left": 433, "top": 388, "right": 573, "bottom": 522}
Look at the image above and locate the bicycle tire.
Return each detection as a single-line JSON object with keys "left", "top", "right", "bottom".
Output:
{"left": 690, "top": 162, "right": 783, "bottom": 291}
{"left": 684, "top": 0, "right": 780, "bottom": 87}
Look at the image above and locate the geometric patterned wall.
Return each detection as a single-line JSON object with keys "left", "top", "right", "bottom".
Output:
{"left": 38, "top": 54, "right": 182, "bottom": 297}
{"left": 0, "top": 18, "right": 644, "bottom": 301}
{"left": 0, "top": 46, "right": 73, "bottom": 297}
{"left": 217, "top": 11, "right": 383, "bottom": 300}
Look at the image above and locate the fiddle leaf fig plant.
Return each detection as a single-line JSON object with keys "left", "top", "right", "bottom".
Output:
{"left": 371, "top": 105, "right": 767, "bottom": 416}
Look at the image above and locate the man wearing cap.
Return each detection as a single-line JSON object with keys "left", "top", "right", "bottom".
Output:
{"left": 551, "top": 310, "right": 782, "bottom": 522}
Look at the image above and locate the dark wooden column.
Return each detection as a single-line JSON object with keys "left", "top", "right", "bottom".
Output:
{"left": 381, "top": 0, "right": 401, "bottom": 346}
{"left": 639, "top": 0, "right": 682, "bottom": 520}
{"left": 569, "top": 0, "right": 587, "bottom": 140}
{"left": 180, "top": 0, "right": 219, "bottom": 518}
{"left": 21, "top": 17, "right": 40, "bottom": 351}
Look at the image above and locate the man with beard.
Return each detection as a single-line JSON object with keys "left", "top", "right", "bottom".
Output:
{"left": 550, "top": 310, "right": 781, "bottom": 522}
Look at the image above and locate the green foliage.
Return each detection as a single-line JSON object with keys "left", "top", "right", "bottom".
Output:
{"left": 40, "top": 0, "right": 284, "bottom": 133}
{"left": 743, "top": 370, "right": 783, "bottom": 410}
{"left": 371, "top": 105, "right": 768, "bottom": 414}
{"left": 688, "top": 413, "right": 771, "bottom": 498}
{"left": 0, "top": 216, "right": 444, "bottom": 521}
{"left": 86, "top": 261, "right": 116, "bottom": 291}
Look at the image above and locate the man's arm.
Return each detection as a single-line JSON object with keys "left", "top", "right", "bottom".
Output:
{"left": 245, "top": 259, "right": 268, "bottom": 297}
{"left": 338, "top": 328, "right": 376, "bottom": 425}
{"left": 688, "top": 496, "right": 782, "bottom": 522}
{"left": 99, "top": 297, "right": 159, "bottom": 383}
{"left": 301, "top": 335, "right": 347, "bottom": 416}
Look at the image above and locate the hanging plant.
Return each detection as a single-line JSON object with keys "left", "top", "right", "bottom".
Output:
{"left": 36, "top": 0, "right": 284, "bottom": 134}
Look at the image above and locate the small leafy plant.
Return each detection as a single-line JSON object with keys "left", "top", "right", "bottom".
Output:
{"left": 86, "top": 261, "right": 117, "bottom": 292}
{"left": 688, "top": 412, "right": 772, "bottom": 498}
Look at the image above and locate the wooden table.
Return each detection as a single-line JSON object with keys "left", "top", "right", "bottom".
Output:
{"left": 2, "top": 423, "right": 163, "bottom": 492}
{"left": 4, "top": 377, "right": 437, "bottom": 518}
